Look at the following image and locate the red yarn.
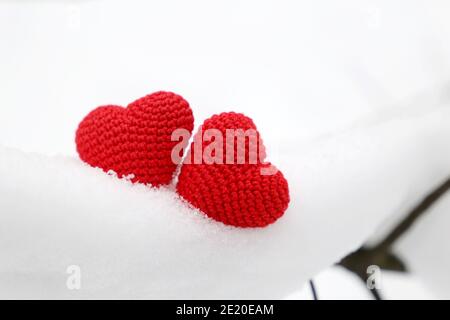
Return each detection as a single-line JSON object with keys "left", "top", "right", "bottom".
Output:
{"left": 76, "top": 91, "right": 194, "bottom": 187}
{"left": 176, "top": 112, "right": 290, "bottom": 228}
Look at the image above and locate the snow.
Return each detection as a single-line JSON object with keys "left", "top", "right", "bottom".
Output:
{"left": 287, "top": 266, "right": 436, "bottom": 300}
{"left": 0, "top": 105, "right": 448, "bottom": 298}
{"left": 286, "top": 266, "right": 374, "bottom": 300}
{"left": 1, "top": 0, "right": 450, "bottom": 298}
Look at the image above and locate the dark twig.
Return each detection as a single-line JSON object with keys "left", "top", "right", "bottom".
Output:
{"left": 369, "top": 287, "right": 382, "bottom": 301}
{"left": 309, "top": 280, "right": 318, "bottom": 300}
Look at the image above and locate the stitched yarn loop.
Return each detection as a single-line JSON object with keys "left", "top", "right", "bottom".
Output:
{"left": 177, "top": 112, "right": 290, "bottom": 228}
{"left": 76, "top": 91, "right": 194, "bottom": 187}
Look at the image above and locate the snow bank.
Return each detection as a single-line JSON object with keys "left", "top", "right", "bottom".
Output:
{"left": 1, "top": 105, "right": 448, "bottom": 299}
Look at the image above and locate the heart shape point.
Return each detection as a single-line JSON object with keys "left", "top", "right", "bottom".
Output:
{"left": 177, "top": 112, "right": 290, "bottom": 228}
{"left": 76, "top": 91, "right": 194, "bottom": 187}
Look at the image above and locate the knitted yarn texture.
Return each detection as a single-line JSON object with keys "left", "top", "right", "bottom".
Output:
{"left": 177, "top": 112, "right": 290, "bottom": 228}
{"left": 76, "top": 91, "right": 194, "bottom": 187}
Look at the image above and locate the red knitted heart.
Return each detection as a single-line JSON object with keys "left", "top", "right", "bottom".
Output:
{"left": 176, "top": 112, "right": 290, "bottom": 228}
{"left": 76, "top": 91, "right": 194, "bottom": 187}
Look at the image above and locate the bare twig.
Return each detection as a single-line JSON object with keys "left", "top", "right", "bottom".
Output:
{"left": 309, "top": 280, "right": 318, "bottom": 300}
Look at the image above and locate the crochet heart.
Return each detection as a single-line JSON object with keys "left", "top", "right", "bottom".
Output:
{"left": 176, "top": 112, "right": 290, "bottom": 228}
{"left": 76, "top": 91, "right": 194, "bottom": 187}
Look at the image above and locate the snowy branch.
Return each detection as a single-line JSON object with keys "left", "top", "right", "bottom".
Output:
{"left": 339, "top": 176, "right": 450, "bottom": 299}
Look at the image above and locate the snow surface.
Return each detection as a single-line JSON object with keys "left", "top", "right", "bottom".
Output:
{"left": 287, "top": 266, "right": 374, "bottom": 300}
{"left": 287, "top": 266, "right": 436, "bottom": 300}
{"left": 0, "top": 105, "right": 449, "bottom": 298}
{"left": 1, "top": 0, "right": 450, "bottom": 298}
